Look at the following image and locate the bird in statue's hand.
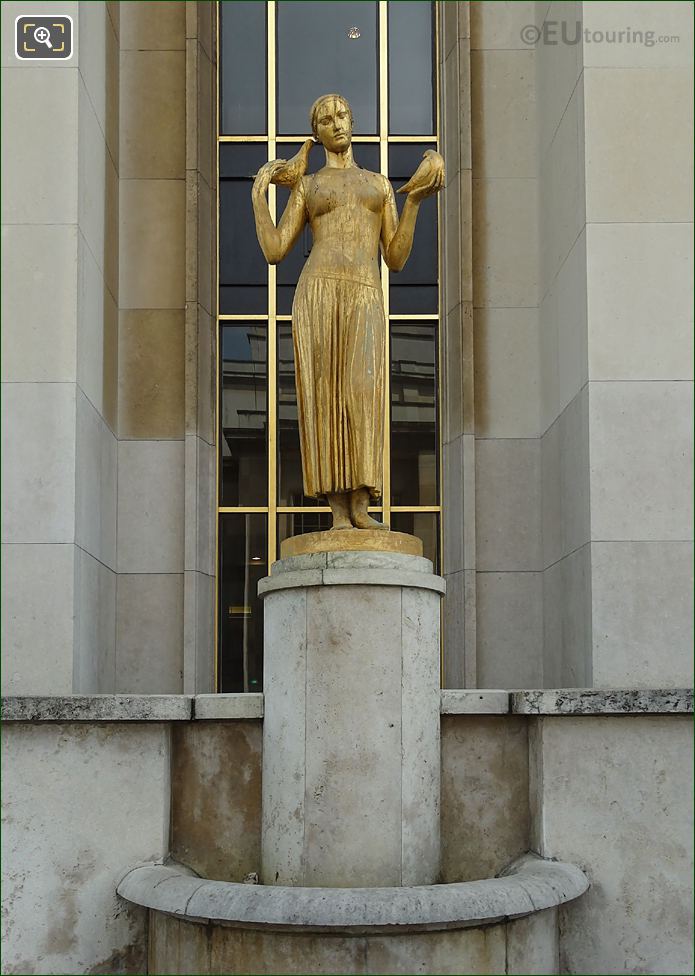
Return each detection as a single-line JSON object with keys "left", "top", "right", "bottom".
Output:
{"left": 398, "top": 149, "right": 445, "bottom": 200}
{"left": 268, "top": 138, "right": 315, "bottom": 187}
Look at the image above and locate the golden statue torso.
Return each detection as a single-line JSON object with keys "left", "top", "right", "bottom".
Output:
{"left": 301, "top": 167, "right": 387, "bottom": 288}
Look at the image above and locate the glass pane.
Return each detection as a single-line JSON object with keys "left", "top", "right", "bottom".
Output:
{"left": 220, "top": 1, "right": 267, "bottom": 135}
{"left": 277, "top": 324, "right": 321, "bottom": 506}
{"left": 389, "top": 144, "right": 438, "bottom": 315}
{"left": 220, "top": 324, "right": 268, "bottom": 506}
{"left": 220, "top": 286, "right": 268, "bottom": 316}
{"left": 220, "top": 145, "right": 268, "bottom": 314}
{"left": 390, "top": 512, "right": 439, "bottom": 571}
{"left": 220, "top": 143, "right": 268, "bottom": 178}
{"left": 388, "top": 2, "right": 434, "bottom": 135}
{"left": 277, "top": 1, "right": 378, "bottom": 135}
{"left": 389, "top": 285, "right": 438, "bottom": 315}
{"left": 218, "top": 513, "right": 267, "bottom": 693}
{"left": 391, "top": 322, "right": 438, "bottom": 506}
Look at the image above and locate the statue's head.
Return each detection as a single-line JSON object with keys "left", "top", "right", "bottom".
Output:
{"left": 310, "top": 94, "right": 353, "bottom": 152}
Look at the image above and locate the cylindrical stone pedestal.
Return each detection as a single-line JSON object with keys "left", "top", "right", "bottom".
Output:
{"left": 258, "top": 548, "right": 445, "bottom": 888}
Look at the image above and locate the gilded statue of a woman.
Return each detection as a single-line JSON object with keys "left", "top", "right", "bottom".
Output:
{"left": 252, "top": 93, "right": 444, "bottom": 531}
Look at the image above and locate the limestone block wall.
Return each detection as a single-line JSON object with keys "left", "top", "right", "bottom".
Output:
{"left": 2, "top": 719, "right": 172, "bottom": 974}
{"left": 579, "top": 2, "right": 693, "bottom": 687}
{"left": 469, "top": 1, "right": 543, "bottom": 687}
{"left": 440, "top": 2, "right": 475, "bottom": 688}
{"left": 116, "top": 1, "right": 187, "bottom": 692}
{"left": 74, "top": 1, "right": 120, "bottom": 692}
{"left": 465, "top": 0, "right": 693, "bottom": 689}
{"left": 1, "top": 0, "right": 119, "bottom": 694}
{"left": 537, "top": 0, "right": 694, "bottom": 687}
{"left": 531, "top": 713, "right": 694, "bottom": 973}
{"left": 536, "top": 0, "right": 592, "bottom": 688}
{"left": 2, "top": 696, "right": 691, "bottom": 974}
{"left": 182, "top": 2, "right": 217, "bottom": 694}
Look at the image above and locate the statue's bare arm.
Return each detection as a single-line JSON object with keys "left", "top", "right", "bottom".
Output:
{"left": 252, "top": 163, "right": 306, "bottom": 265}
{"left": 380, "top": 157, "right": 444, "bottom": 273}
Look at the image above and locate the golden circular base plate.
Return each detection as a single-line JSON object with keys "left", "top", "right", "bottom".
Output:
{"left": 280, "top": 528, "right": 424, "bottom": 559}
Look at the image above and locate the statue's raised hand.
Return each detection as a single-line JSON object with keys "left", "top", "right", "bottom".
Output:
{"left": 397, "top": 149, "right": 445, "bottom": 203}
{"left": 253, "top": 139, "right": 314, "bottom": 194}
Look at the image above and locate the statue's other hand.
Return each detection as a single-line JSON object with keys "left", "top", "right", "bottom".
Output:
{"left": 253, "top": 159, "right": 286, "bottom": 193}
{"left": 270, "top": 139, "right": 315, "bottom": 187}
{"left": 397, "top": 149, "right": 445, "bottom": 202}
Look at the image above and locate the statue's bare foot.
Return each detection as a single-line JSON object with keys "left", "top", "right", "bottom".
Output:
{"left": 352, "top": 511, "right": 389, "bottom": 530}
{"left": 327, "top": 492, "right": 352, "bottom": 530}
{"left": 349, "top": 488, "right": 389, "bottom": 531}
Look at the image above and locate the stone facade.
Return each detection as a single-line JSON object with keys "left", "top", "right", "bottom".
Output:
{"left": 2, "top": 696, "right": 692, "bottom": 973}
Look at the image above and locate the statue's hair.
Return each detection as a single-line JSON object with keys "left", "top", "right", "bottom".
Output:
{"left": 309, "top": 94, "right": 354, "bottom": 140}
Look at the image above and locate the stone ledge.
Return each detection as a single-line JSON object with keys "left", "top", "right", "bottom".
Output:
{"left": 194, "top": 693, "right": 264, "bottom": 720}
{"left": 4, "top": 689, "right": 691, "bottom": 722}
{"left": 1, "top": 694, "right": 193, "bottom": 722}
{"left": 117, "top": 854, "right": 589, "bottom": 935}
{"left": 511, "top": 688, "right": 694, "bottom": 715}
{"left": 440, "top": 690, "right": 510, "bottom": 714}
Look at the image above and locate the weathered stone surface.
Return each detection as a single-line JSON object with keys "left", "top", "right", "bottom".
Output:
{"left": 533, "top": 715, "right": 693, "bottom": 974}
{"left": 259, "top": 563, "right": 446, "bottom": 596}
{"left": 171, "top": 722, "right": 262, "bottom": 883}
{"left": 441, "top": 716, "right": 529, "bottom": 883}
{"left": 3, "top": 723, "right": 171, "bottom": 974}
{"left": 194, "top": 693, "right": 264, "bottom": 720}
{"left": 272, "top": 551, "right": 433, "bottom": 575}
{"left": 506, "top": 907, "right": 559, "bottom": 975}
{"left": 118, "top": 854, "right": 588, "bottom": 933}
{"left": 321, "top": 568, "right": 446, "bottom": 594}
{"left": 440, "top": 690, "right": 510, "bottom": 714}
{"left": 401, "top": 587, "right": 441, "bottom": 885}
{"left": 261, "top": 552, "right": 445, "bottom": 888}
{"left": 1, "top": 694, "right": 192, "bottom": 722}
{"left": 513, "top": 688, "right": 693, "bottom": 715}
{"left": 150, "top": 910, "right": 509, "bottom": 975}
{"left": 257, "top": 569, "right": 324, "bottom": 595}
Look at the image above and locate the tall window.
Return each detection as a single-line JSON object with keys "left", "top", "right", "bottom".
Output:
{"left": 217, "top": 0, "right": 441, "bottom": 691}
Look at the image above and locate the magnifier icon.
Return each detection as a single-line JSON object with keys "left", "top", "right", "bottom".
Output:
{"left": 34, "top": 26, "right": 53, "bottom": 49}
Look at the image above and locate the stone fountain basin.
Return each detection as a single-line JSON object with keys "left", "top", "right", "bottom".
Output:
{"left": 117, "top": 853, "right": 588, "bottom": 935}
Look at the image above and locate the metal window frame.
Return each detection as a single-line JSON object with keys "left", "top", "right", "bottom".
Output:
{"left": 215, "top": 0, "right": 443, "bottom": 691}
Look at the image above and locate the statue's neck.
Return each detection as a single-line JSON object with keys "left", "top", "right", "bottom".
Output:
{"left": 324, "top": 147, "right": 354, "bottom": 169}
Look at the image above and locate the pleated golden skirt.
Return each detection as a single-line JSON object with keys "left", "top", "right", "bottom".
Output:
{"left": 292, "top": 273, "right": 385, "bottom": 499}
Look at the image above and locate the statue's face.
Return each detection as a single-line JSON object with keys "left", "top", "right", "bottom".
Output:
{"left": 315, "top": 97, "right": 352, "bottom": 153}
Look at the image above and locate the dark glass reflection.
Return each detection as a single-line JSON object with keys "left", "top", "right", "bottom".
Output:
{"left": 277, "top": 324, "right": 321, "bottom": 506}
{"left": 391, "top": 322, "right": 438, "bottom": 506}
{"left": 390, "top": 512, "right": 439, "bottom": 571}
{"left": 388, "top": 2, "right": 434, "bottom": 135}
{"left": 220, "top": 2, "right": 267, "bottom": 135}
{"left": 277, "top": 2, "right": 378, "bottom": 134}
{"left": 220, "top": 144, "right": 268, "bottom": 314}
{"left": 220, "top": 324, "right": 268, "bottom": 506}
{"left": 218, "top": 514, "right": 267, "bottom": 693}
{"left": 389, "top": 144, "right": 438, "bottom": 314}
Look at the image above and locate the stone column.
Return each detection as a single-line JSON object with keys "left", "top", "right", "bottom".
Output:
{"left": 259, "top": 549, "right": 445, "bottom": 888}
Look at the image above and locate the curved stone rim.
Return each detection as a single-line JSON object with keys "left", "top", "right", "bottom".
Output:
{"left": 117, "top": 854, "right": 588, "bottom": 935}
{"left": 258, "top": 567, "right": 447, "bottom": 598}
